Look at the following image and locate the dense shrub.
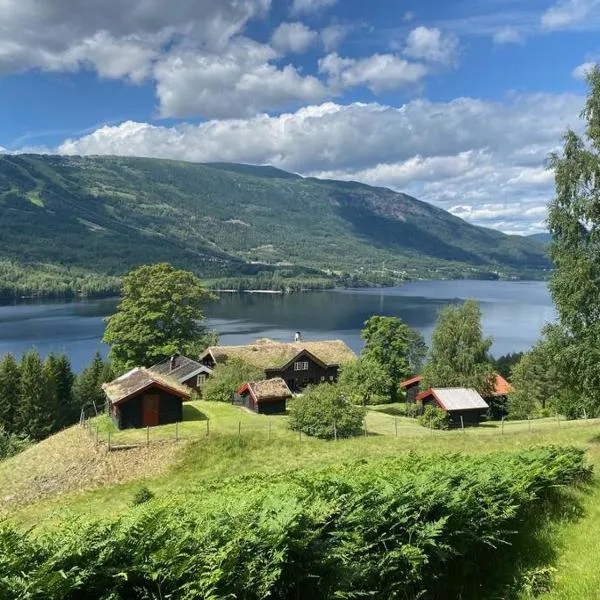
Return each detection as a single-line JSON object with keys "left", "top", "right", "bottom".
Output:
{"left": 0, "top": 447, "right": 590, "bottom": 599}
{"left": 0, "top": 426, "right": 29, "bottom": 460}
{"left": 132, "top": 486, "right": 155, "bottom": 506}
{"left": 418, "top": 405, "right": 450, "bottom": 429}
{"left": 202, "top": 357, "right": 263, "bottom": 403}
{"left": 288, "top": 383, "right": 367, "bottom": 439}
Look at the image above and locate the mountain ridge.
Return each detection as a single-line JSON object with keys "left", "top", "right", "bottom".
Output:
{"left": 0, "top": 154, "right": 549, "bottom": 298}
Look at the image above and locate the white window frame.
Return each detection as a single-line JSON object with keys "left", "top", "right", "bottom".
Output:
{"left": 294, "top": 361, "right": 309, "bottom": 371}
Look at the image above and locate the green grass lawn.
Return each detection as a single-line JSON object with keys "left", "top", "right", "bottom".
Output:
{"left": 5, "top": 401, "right": 600, "bottom": 598}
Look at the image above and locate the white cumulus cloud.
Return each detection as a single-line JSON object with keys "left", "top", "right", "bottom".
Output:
{"left": 271, "top": 22, "right": 318, "bottom": 54}
{"left": 291, "top": 0, "right": 337, "bottom": 16}
{"left": 492, "top": 27, "right": 525, "bottom": 45}
{"left": 541, "top": 0, "right": 600, "bottom": 30}
{"left": 404, "top": 26, "right": 460, "bottom": 66}
{"left": 572, "top": 61, "right": 597, "bottom": 80}
{"left": 319, "top": 52, "right": 428, "bottom": 93}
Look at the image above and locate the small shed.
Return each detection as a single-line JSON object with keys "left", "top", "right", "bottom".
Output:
{"left": 417, "top": 387, "right": 489, "bottom": 428}
{"left": 235, "top": 378, "right": 293, "bottom": 415}
{"left": 399, "top": 375, "right": 422, "bottom": 403}
{"left": 103, "top": 368, "right": 191, "bottom": 430}
{"left": 151, "top": 354, "right": 213, "bottom": 391}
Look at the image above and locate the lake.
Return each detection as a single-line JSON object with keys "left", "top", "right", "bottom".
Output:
{"left": 0, "top": 281, "right": 556, "bottom": 371}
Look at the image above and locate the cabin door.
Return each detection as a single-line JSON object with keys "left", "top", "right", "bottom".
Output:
{"left": 142, "top": 394, "right": 160, "bottom": 427}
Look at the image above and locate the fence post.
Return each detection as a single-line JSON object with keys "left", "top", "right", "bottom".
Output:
{"left": 299, "top": 429, "right": 302, "bottom": 442}
{"left": 395, "top": 418, "right": 398, "bottom": 438}
{"left": 501, "top": 417, "right": 505, "bottom": 435}
{"left": 584, "top": 409, "right": 588, "bottom": 421}
{"left": 430, "top": 416, "right": 433, "bottom": 434}
{"left": 364, "top": 418, "right": 368, "bottom": 437}
{"left": 96, "top": 426, "right": 99, "bottom": 446}
{"left": 268, "top": 420, "right": 272, "bottom": 441}
{"left": 333, "top": 419, "right": 338, "bottom": 441}
{"left": 238, "top": 421, "right": 241, "bottom": 437}
{"left": 556, "top": 413, "right": 560, "bottom": 428}
{"left": 108, "top": 431, "right": 111, "bottom": 451}
{"left": 206, "top": 419, "right": 210, "bottom": 437}
{"left": 147, "top": 426, "right": 150, "bottom": 447}
{"left": 460, "top": 416, "right": 465, "bottom": 433}
{"left": 175, "top": 421, "right": 179, "bottom": 442}
{"left": 528, "top": 417, "right": 532, "bottom": 433}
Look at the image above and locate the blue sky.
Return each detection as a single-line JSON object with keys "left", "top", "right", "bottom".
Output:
{"left": 1, "top": 0, "right": 598, "bottom": 234}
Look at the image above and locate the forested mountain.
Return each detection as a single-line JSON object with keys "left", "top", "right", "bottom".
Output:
{"left": 527, "top": 232, "right": 552, "bottom": 245}
{"left": 0, "top": 154, "right": 549, "bottom": 298}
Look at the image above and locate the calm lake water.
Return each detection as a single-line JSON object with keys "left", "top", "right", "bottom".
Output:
{"left": 0, "top": 281, "right": 556, "bottom": 371}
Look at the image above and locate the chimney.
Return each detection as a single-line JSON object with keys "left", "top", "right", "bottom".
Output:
{"left": 170, "top": 355, "right": 177, "bottom": 371}
{"left": 294, "top": 331, "right": 302, "bottom": 342}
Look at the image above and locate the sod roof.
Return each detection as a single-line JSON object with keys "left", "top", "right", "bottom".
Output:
{"left": 202, "top": 339, "right": 357, "bottom": 370}
{"left": 239, "top": 378, "right": 293, "bottom": 402}
{"left": 102, "top": 368, "right": 192, "bottom": 405}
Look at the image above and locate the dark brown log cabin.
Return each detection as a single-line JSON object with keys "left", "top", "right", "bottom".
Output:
{"left": 200, "top": 339, "right": 357, "bottom": 392}
{"left": 151, "top": 354, "right": 213, "bottom": 391}
{"left": 235, "top": 378, "right": 293, "bottom": 414}
{"left": 103, "top": 368, "right": 191, "bottom": 430}
{"left": 416, "top": 387, "right": 489, "bottom": 428}
{"left": 399, "top": 375, "right": 422, "bottom": 403}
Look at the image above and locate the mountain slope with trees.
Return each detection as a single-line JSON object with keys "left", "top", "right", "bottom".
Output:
{"left": 0, "top": 154, "right": 549, "bottom": 298}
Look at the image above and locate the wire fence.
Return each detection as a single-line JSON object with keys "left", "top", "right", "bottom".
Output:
{"left": 80, "top": 409, "right": 600, "bottom": 451}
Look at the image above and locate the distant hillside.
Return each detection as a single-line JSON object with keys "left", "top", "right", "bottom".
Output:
{"left": 527, "top": 232, "right": 552, "bottom": 245}
{"left": 0, "top": 154, "right": 550, "bottom": 298}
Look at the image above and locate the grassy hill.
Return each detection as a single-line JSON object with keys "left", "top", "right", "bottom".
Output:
{"left": 0, "top": 154, "right": 549, "bottom": 298}
{"left": 1, "top": 402, "right": 599, "bottom": 598}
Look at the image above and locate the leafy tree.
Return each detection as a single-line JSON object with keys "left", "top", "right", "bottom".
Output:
{"left": 508, "top": 333, "right": 563, "bottom": 419}
{"left": 288, "top": 383, "right": 367, "bottom": 439}
{"left": 407, "top": 329, "right": 428, "bottom": 375}
{"left": 421, "top": 300, "right": 495, "bottom": 396}
{"left": 338, "top": 357, "right": 392, "bottom": 405}
{"left": 493, "top": 352, "right": 523, "bottom": 380}
{"left": 418, "top": 405, "right": 450, "bottom": 430}
{"left": 73, "top": 352, "right": 110, "bottom": 413}
{"left": 202, "top": 358, "right": 263, "bottom": 403}
{"left": 103, "top": 263, "right": 217, "bottom": 371}
{"left": 0, "top": 354, "right": 20, "bottom": 433}
{"left": 360, "top": 316, "right": 416, "bottom": 400}
{"left": 0, "top": 425, "right": 29, "bottom": 460}
{"left": 547, "top": 67, "right": 600, "bottom": 416}
{"left": 17, "top": 350, "right": 51, "bottom": 441}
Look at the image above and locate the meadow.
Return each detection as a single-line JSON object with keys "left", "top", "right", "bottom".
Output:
{"left": 2, "top": 401, "right": 600, "bottom": 598}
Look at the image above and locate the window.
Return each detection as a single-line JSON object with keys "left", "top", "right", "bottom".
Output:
{"left": 198, "top": 374, "right": 206, "bottom": 384}
{"left": 294, "top": 361, "right": 309, "bottom": 371}
{"left": 321, "top": 376, "right": 325, "bottom": 382}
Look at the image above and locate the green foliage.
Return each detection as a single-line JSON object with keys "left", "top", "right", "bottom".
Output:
{"left": 0, "top": 351, "right": 92, "bottom": 448}
{"left": 508, "top": 334, "right": 563, "bottom": 419}
{"left": 422, "top": 300, "right": 495, "bottom": 395}
{"left": 17, "top": 351, "right": 50, "bottom": 441}
{"left": 0, "top": 154, "right": 549, "bottom": 301}
{"left": 0, "top": 354, "right": 20, "bottom": 434}
{"left": 418, "top": 405, "right": 450, "bottom": 430}
{"left": 132, "top": 486, "right": 155, "bottom": 506}
{"left": 288, "top": 383, "right": 367, "bottom": 439}
{"left": 338, "top": 357, "right": 392, "bottom": 405}
{"left": 361, "top": 316, "right": 418, "bottom": 401}
{"left": 202, "top": 357, "right": 263, "bottom": 403}
{"left": 547, "top": 67, "right": 600, "bottom": 417}
{"left": 72, "top": 352, "right": 111, "bottom": 412}
{"left": 103, "top": 263, "right": 216, "bottom": 371}
{"left": 0, "top": 426, "right": 29, "bottom": 460}
{"left": 0, "top": 447, "right": 589, "bottom": 599}
{"left": 493, "top": 352, "right": 523, "bottom": 380}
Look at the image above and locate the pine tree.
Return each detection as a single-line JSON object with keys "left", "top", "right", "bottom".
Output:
{"left": 0, "top": 354, "right": 21, "bottom": 434}
{"left": 54, "top": 354, "right": 76, "bottom": 428}
{"left": 42, "top": 354, "right": 60, "bottom": 434}
{"left": 73, "top": 352, "right": 108, "bottom": 412}
{"left": 18, "top": 350, "right": 50, "bottom": 441}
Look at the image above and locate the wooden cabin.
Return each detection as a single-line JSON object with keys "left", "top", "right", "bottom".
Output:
{"left": 399, "top": 375, "right": 422, "bottom": 403}
{"left": 103, "top": 368, "right": 191, "bottom": 430}
{"left": 235, "top": 378, "right": 293, "bottom": 414}
{"left": 417, "top": 387, "right": 489, "bottom": 428}
{"left": 151, "top": 354, "right": 212, "bottom": 391}
{"left": 200, "top": 339, "right": 357, "bottom": 392}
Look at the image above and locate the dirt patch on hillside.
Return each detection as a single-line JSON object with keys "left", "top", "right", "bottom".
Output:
{"left": 0, "top": 426, "right": 182, "bottom": 513}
